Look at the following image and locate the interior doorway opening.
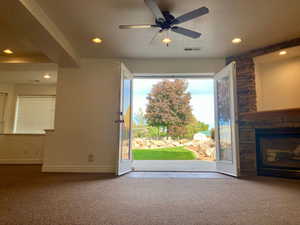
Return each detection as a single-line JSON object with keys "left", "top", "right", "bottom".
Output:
{"left": 131, "top": 75, "right": 216, "bottom": 171}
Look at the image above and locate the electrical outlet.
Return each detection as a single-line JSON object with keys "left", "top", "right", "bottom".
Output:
{"left": 88, "top": 154, "right": 94, "bottom": 162}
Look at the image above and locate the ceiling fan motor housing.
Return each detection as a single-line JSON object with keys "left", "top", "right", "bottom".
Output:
{"left": 155, "top": 11, "right": 175, "bottom": 29}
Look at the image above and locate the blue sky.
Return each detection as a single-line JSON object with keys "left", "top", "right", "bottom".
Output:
{"left": 133, "top": 78, "right": 215, "bottom": 128}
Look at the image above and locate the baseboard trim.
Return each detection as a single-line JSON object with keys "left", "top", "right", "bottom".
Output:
{"left": 0, "top": 159, "right": 43, "bottom": 164}
{"left": 42, "top": 164, "right": 115, "bottom": 173}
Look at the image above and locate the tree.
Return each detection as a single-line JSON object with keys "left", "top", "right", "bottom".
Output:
{"left": 145, "top": 79, "right": 193, "bottom": 138}
{"left": 184, "top": 115, "right": 210, "bottom": 139}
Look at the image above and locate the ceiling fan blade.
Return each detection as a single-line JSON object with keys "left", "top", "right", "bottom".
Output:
{"left": 171, "top": 7, "right": 209, "bottom": 25}
{"left": 171, "top": 26, "right": 201, "bottom": 39}
{"left": 119, "top": 24, "right": 157, "bottom": 29}
{"left": 144, "top": 0, "right": 165, "bottom": 22}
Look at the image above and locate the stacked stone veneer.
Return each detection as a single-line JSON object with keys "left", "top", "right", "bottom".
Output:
{"left": 226, "top": 38, "right": 300, "bottom": 176}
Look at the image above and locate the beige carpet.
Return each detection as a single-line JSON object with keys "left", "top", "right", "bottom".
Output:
{"left": 0, "top": 165, "right": 300, "bottom": 225}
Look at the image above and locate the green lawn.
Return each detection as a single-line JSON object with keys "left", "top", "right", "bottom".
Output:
{"left": 133, "top": 147, "right": 197, "bottom": 160}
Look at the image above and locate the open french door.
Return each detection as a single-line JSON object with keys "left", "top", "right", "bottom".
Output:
{"left": 214, "top": 62, "right": 240, "bottom": 177}
{"left": 116, "top": 63, "right": 134, "bottom": 175}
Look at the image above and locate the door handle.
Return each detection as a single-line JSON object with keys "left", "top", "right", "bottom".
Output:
{"left": 114, "top": 120, "right": 125, "bottom": 123}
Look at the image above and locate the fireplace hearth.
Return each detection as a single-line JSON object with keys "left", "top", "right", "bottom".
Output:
{"left": 256, "top": 128, "right": 300, "bottom": 178}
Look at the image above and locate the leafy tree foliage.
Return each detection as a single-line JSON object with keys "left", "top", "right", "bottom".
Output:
{"left": 145, "top": 79, "right": 193, "bottom": 138}
{"left": 184, "top": 115, "right": 209, "bottom": 139}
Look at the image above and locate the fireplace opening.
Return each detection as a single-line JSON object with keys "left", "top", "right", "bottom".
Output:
{"left": 256, "top": 128, "right": 300, "bottom": 179}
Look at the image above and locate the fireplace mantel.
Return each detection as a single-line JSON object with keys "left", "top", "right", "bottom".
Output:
{"left": 239, "top": 108, "right": 300, "bottom": 122}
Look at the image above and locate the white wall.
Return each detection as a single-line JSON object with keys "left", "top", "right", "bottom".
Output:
{"left": 0, "top": 134, "right": 44, "bottom": 164}
{"left": 42, "top": 58, "right": 225, "bottom": 173}
{"left": 124, "top": 58, "right": 225, "bottom": 74}
{"left": 255, "top": 56, "right": 300, "bottom": 111}
{"left": 15, "top": 84, "right": 56, "bottom": 96}
{"left": 43, "top": 59, "right": 121, "bottom": 172}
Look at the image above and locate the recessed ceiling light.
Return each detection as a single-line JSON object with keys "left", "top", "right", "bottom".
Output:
{"left": 232, "top": 38, "right": 242, "bottom": 44}
{"left": 92, "top": 37, "right": 102, "bottom": 44}
{"left": 162, "top": 37, "right": 172, "bottom": 44}
{"left": 3, "top": 49, "right": 13, "bottom": 54}
{"left": 43, "top": 74, "right": 51, "bottom": 79}
{"left": 279, "top": 50, "right": 287, "bottom": 56}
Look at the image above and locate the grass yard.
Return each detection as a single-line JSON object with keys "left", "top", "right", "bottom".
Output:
{"left": 133, "top": 147, "right": 197, "bottom": 160}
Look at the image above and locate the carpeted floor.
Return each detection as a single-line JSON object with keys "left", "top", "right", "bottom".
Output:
{"left": 1, "top": 165, "right": 300, "bottom": 225}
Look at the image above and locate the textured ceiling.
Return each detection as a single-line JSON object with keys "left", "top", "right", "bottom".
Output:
{"left": 37, "top": 0, "right": 300, "bottom": 58}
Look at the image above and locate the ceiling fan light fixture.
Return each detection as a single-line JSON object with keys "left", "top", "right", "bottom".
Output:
{"left": 162, "top": 37, "right": 172, "bottom": 44}
{"left": 119, "top": 1, "right": 208, "bottom": 41}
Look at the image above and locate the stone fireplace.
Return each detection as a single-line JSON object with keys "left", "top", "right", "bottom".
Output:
{"left": 256, "top": 128, "right": 300, "bottom": 178}
{"left": 226, "top": 37, "right": 300, "bottom": 177}
{"left": 238, "top": 108, "right": 300, "bottom": 177}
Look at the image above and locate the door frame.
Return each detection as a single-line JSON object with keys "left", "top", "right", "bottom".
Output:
{"left": 130, "top": 70, "right": 240, "bottom": 175}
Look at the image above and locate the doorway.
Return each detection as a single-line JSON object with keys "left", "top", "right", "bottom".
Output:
{"left": 132, "top": 76, "right": 216, "bottom": 172}
{"left": 116, "top": 62, "right": 240, "bottom": 177}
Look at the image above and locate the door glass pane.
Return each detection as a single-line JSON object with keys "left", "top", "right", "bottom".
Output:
{"left": 121, "top": 79, "right": 132, "bottom": 160}
{"left": 216, "top": 76, "right": 233, "bottom": 161}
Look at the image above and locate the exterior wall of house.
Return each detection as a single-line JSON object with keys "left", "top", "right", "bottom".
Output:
{"left": 255, "top": 56, "right": 300, "bottom": 111}
{"left": 42, "top": 58, "right": 225, "bottom": 173}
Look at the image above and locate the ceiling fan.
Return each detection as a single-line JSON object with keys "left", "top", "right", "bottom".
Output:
{"left": 119, "top": 0, "right": 209, "bottom": 44}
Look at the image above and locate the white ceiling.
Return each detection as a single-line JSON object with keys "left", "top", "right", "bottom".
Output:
{"left": 36, "top": 0, "right": 300, "bottom": 58}
{"left": 0, "top": 63, "right": 57, "bottom": 84}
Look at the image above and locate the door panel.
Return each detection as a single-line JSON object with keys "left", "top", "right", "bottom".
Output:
{"left": 214, "top": 62, "right": 240, "bottom": 177}
{"left": 117, "top": 64, "right": 133, "bottom": 175}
